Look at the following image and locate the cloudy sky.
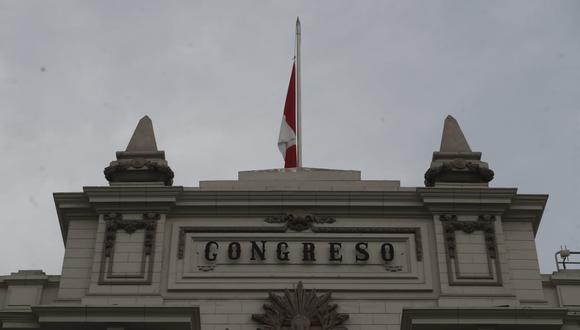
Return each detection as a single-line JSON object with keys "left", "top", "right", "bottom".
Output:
{"left": 0, "top": 1, "right": 578, "bottom": 274}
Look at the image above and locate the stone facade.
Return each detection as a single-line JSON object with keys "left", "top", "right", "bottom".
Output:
{"left": 0, "top": 116, "right": 579, "bottom": 330}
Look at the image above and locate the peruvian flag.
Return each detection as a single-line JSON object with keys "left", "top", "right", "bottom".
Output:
{"left": 278, "top": 63, "right": 298, "bottom": 168}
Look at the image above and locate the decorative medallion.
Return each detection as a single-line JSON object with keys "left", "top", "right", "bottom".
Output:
{"left": 265, "top": 212, "right": 336, "bottom": 232}
{"left": 252, "top": 281, "right": 348, "bottom": 330}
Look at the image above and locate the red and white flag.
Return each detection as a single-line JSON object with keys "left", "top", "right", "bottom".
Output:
{"left": 278, "top": 63, "right": 297, "bottom": 168}
{"left": 278, "top": 18, "right": 301, "bottom": 168}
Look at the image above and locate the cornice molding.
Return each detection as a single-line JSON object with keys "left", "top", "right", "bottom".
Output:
{"left": 0, "top": 275, "right": 60, "bottom": 286}
{"left": 417, "top": 187, "right": 518, "bottom": 215}
{"left": 53, "top": 186, "right": 549, "bottom": 244}
{"left": 53, "top": 192, "right": 97, "bottom": 244}
{"left": 83, "top": 186, "right": 184, "bottom": 213}
{"left": 0, "top": 310, "right": 36, "bottom": 325}
{"left": 400, "top": 307, "right": 567, "bottom": 330}
{"left": 31, "top": 305, "right": 200, "bottom": 329}
{"left": 172, "top": 190, "right": 430, "bottom": 217}
{"left": 546, "top": 272, "right": 580, "bottom": 286}
{"left": 502, "top": 194, "right": 548, "bottom": 236}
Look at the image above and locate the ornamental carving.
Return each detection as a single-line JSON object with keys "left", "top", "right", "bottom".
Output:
{"left": 439, "top": 214, "right": 502, "bottom": 286}
{"left": 424, "top": 159, "right": 494, "bottom": 187}
{"left": 265, "top": 212, "right": 336, "bottom": 232}
{"left": 104, "top": 160, "right": 174, "bottom": 186}
{"left": 103, "top": 213, "right": 158, "bottom": 258}
{"left": 440, "top": 215, "right": 497, "bottom": 259}
{"left": 252, "top": 281, "right": 348, "bottom": 330}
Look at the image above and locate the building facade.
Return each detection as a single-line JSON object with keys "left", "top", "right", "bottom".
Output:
{"left": 0, "top": 115, "right": 579, "bottom": 330}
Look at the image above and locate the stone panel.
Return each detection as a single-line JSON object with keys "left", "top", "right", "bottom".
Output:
{"left": 167, "top": 218, "right": 431, "bottom": 292}
{"left": 57, "top": 219, "right": 98, "bottom": 300}
{"left": 5, "top": 285, "right": 42, "bottom": 307}
{"left": 503, "top": 221, "right": 544, "bottom": 302}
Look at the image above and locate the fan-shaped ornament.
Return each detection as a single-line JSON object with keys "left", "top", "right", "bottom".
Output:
{"left": 252, "top": 282, "right": 349, "bottom": 330}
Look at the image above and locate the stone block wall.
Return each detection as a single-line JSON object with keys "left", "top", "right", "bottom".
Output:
{"left": 57, "top": 219, "right": 98, "bottom": 301}
{"left": 503, "top": 221, "right": 545, "bottom": 303}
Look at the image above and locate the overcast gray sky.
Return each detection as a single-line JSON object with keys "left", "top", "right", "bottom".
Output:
{"left": 0, "top": 1, "right": 578, "bottom": 274}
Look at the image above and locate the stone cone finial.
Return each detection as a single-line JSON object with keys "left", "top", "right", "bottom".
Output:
{"left": 440, "top": 115, "right": 471, "bottom": 152}
{"left": 126, "top": 115, "right": 158, "bottom": 152}
{"left": 104, "top": 116, "right": 174, "bottom": 186}
{"left": 424, "top": 115, "right": 494, "bottom": 187}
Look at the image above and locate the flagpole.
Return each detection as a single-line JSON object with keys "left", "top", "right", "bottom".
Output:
{"left": 295, "top": 17, "right": 302, "bottom": 168}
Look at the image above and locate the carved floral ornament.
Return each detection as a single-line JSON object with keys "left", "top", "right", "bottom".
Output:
{"left": 103, "top": 159, "right": 174, "bottom": 186}
{"left": 252, "top": 282, "right": 348, "bottom": 330}
{"left": 265, "top": 212, "right": 336, "bottom": 232}
{"left": 424, "top": 158, "right": 494, "bottom": 187}
{"left": 103, "top": 213, "right": 159, "bottom": 258}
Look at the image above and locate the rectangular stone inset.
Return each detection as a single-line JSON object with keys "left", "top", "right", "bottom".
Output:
{"left": 168, "top": 222, "right": 431, "bottom": 292}
{"left": 98, "top": 214, "right": 158, "bottom": 285}
{"left": 455, "top": 231, "right": 492, "bottom": 277}
{"left": 441, "top": 215, "right": 502, "bottom": 286}
{"left": 111, "top": 230, "right": 146, "bottom": 275}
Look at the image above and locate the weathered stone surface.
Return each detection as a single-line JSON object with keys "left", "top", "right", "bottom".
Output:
{"left": 440, "top": 115, "right": 471, "bottom": 152}
{"left": 125, "top": 115, "right": 158, "bottom": 152}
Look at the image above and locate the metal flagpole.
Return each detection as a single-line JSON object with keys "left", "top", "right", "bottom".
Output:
{"left": 295, "top": 17, "right": 302, "bottom": 167}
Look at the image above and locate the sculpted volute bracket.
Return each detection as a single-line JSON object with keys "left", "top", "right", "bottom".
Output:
{"left": 252, "top": 281, "right": 349, "bottom": 330}
{"left": 265, "top": 211, "right": 336, "bottom": 232}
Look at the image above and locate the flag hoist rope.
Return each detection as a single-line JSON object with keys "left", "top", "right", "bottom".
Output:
{"left": 295, "top": 17, "right": 302, "bottom": 167}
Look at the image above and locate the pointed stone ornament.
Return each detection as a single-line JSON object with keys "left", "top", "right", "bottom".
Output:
{"left": 125, "top": 115, "right": 158, "bottom": 152}
{"left": 424, "top": 115, "right": 493, "bottom": 187}
{"left": 104, "top": 116, "right": 174, "bottom": 186}
{"left": 440, "top": 115, "right": 471, "bottom": 152}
